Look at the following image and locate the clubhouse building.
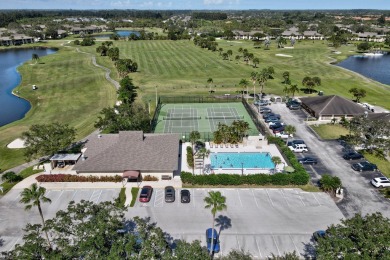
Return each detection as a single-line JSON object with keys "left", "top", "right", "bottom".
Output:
{"left": 72, "top": 131, "right": 180, "bottom": 181}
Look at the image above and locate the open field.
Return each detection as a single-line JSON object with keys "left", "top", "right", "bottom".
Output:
{"left": 82, "top": 39, "right": 390, "bottom": 110}
{"left": 0, "top": 41, "right": 117, "bottom": 171}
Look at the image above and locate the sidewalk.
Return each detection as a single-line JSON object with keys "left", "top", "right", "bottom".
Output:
{"left": 10, "top": 173, "right": 183, "bottom": 190}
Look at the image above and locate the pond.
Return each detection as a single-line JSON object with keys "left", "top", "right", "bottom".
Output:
{"left": 337, "top": 52, "right": 390, "bottom": 85}
{"left": 0, "top": 47, "right": 57, "bottom": 127}
{"left": 93, "top": 30, "right": 140, "bottom": 38}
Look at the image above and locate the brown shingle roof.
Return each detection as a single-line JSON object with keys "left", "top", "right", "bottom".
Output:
{"left": 300, "top": 95, "right": 369, "bottom": 117}
{"left": 366, "top": 113, "right": 390, "bottom": 122}
{"left": 73, "top": 131, "right": 180, "bottom": 173}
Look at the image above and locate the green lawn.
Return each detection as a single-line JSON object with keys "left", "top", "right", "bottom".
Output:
{"left": 82, "top": 39, "right": 390, "bottom": 109}
{"left": 311, "top": 124, "right": 350, "bottom": 140}
{"left": 0, "top": 41, "right": 117, "bottom": 171}
{"left": 363, "top": 152, "right": 390, "bottom": 178}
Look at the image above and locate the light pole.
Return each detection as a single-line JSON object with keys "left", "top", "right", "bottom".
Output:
{"left": 148, "top": 100, "right": 151, "bottom": 115}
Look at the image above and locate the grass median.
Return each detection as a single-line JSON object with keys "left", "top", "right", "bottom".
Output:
{"left": 311, "top": 124, "right": 350, "bottom": 140}
{"left": 0, "top": 41, "right": 116, "bottom": 171}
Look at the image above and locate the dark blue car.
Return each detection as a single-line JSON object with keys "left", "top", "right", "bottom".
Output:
{"left": 206, "top": 228, "right": 220, "bottom": 253}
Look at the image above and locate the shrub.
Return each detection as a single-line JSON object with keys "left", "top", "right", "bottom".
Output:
{"left": 36, "top": 174, "right": 123, "bottom": 183}
{"left": 1, "top": 171, "right": 23, "bottom": 183}
{"left": 130, "top": 187, "right": 139, "bottom": 207}
{"left": 186, "top": 146, "right": 194, "bottom": 168}
{"left": 114, "top": 188, "right": 126, "bottom": 208}
{"left": 142, "top": 175, "right": 159, "bottom": 181}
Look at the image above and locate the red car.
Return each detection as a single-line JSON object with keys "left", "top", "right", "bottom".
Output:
{"left": 139, "top": 186, "right": 153, "bottom": 202}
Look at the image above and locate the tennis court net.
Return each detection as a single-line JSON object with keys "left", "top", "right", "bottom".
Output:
{"left": 206, "top": 116, "right": 244, "bottom": 120}
{"left": 163, "top": 116, "right": 201, "bottom": 120}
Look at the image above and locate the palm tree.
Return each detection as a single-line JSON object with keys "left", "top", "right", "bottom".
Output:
{"left": 232, "top": 120, "right": 249, "bottom": 141}
{"left": 204, "top": 191, "right": 227, "bottom": 255}
{"left": 288, "top": 84, "right": 299, "bottom": 97}
{"left": 284, "top": 125, "right": 296, "bottom": 145}
{"left": 20, "top": 183, "right": 52, "bottom": 248}
{"left": 238, "top": 47, "right": 243, "bottom": 53}
{"left": 238, "top": 79, "right": 249, "bottom": 98}
{"left": 189, "top": 131, "right": 201, "bottom": 174}
{"left": 271, "top": 156, "right": 282, "bottom": 171}
{"left": 222, "top": 52, "right": 229, "bottom": 60}
{"left": 257, "top": 68, "right": 270, "bottom": 94}
{"left": 250, "top": 71, "right": 257, "bottom": 98}
{"left": 198, "top": 148, "right": 210, "bottom": 174}
{"left": 218, "top": 47, "right": 223, "bottom": 56}
{"left": 264, "top": 38, "right": 270, "bottom": 49}
{"left": 207, "top": 78, "right": 213, "bottom": 94}
{"left": 32, "top": 53, "right": 39, "bottom": 64}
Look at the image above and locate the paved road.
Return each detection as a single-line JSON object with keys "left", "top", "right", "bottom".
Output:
{"left": 268, "top": 103, "right": 390, "bottom": 218}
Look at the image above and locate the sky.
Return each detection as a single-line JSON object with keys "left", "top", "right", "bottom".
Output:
{"left": 0, "top": 0, "right": 389, "bottom": 10}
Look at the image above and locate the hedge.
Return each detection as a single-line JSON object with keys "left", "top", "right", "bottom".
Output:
{"left": 36, "top": 174, "right": 123, "bottom": 183}
{"left": 181, "top": 137, "right": 310, "bottom": 186}
{"left": 115, "top": 188, "right": 126, "bottom": 208}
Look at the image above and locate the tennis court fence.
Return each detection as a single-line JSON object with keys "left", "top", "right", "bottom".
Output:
{"left": 159, "top": 96, "right": 240, "bottom": 104}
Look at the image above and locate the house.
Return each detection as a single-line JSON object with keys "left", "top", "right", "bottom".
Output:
{"left": 73, "top": 131, "right": 180, "bottom": 181}
{"left": 232, "top": 30, "right": 265, "bottom": 40}
{"left": 0, "top": 34, "right": 35, "bottom": 46}
{"left": 353, "top": 32, "right": 385, "bottom": 42}
{"left": 300, "top": 95, "right": 369, "bottom": 121}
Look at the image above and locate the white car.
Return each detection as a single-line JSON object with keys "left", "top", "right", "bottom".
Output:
{"left": 289, "top": 144, "right": 308, "bottom": 153}
{"left": 371, "top": 177, "right": 390, "bottom": 188}
{"left": 274, "top": 131, "right": 292, "bottom": 139}
{"left": 269, "top": 121, "right": 284, "bottom": 126}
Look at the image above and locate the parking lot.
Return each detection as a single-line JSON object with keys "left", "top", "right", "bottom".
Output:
{"left": 266, "top": 103, "right": 390, "bottom": 218}
{"left": 128, "top": 187, "right": 344, "bottom": 258}
{"left": 0, "top": 188, "right": 120, "bottom": 252}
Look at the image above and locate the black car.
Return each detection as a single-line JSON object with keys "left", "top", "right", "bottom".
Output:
{"left": 298, "top": 157, "right": 318, "bottom": 165}
{"left": 287, "top": 139, "right": 305, "bottom": 147}
{"left": 269, "top": 123, "right": 284, "bottom": 130}
{"left": 180, "top": 189, "right": 191, "bottom": 203}
{"left": 265, "top": 116, "right": 280, "bottom": 123}
{"left": 343, "top": 152, "right": 364, "bottom": 160}
{"left": 351, "top": 161, "right": 378, "bottom": 172}
{"left": 263, "top": 113, "right": 281, "bottom": 120}
{"left": 272, "top": 126, "right": 285, "bottom": 133}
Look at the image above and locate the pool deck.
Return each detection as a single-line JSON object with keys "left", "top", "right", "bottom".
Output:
{"left": 181, "top": 139, "right": 287, "bottom": 175}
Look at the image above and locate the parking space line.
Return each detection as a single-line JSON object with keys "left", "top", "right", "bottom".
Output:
{"left": 296, "top": 190, "right": 305, "bottom": 206}
{"left": 312, "top": 193, "right": 321, "bottom": 206}
{"left": 71, "top": 190, "right": 78, "bottom": 201}
{"left": 266, "top": 189, "right": 275, "bottom": 207}
{"left": 236, "top": 233, "right": 241, "bottom": 250}
{"left": 251, "top": 190, "right": 259, "bottom": 208}
{"left": 53, "top": 190, "right": 64, "bottom": 204}
{"left": 280, "top": 190, "right": 290, "bottom": 206}
{"left": 236, "top": 190, "right": 243, "bottom": 207}
{"left": 154, "top": 190, "right": 164, "bottom": 207}
{"left": 96, "top": 190, "right": 103, "bottom": 203}
{"left": 254, "top": 237, "right": 263, "bottom": 259}
{"left": 89, "top": 190, "right": 97, "bottom": 201}
{"left": 289, "top": 233, "right": 300, "bottom": 254}
{"left": 8, "top": 236, "right": 22, "bottom": 252}
{"left": 271, "top": 234, "right": 281, "bottom": 256}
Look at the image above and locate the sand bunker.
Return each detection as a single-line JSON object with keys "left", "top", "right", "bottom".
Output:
{"left": 275, "top": 54, "right": 293, "bottom": 57}
{"left": 7, "top": 138, "right": 26, "bottom": 149}
{"left": 333, "top": 51, "right": 341, "bottom": 54}
{"left": 283, "top": 46, "right": 294, "bottom": 49}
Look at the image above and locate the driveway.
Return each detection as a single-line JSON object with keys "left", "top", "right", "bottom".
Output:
{"left": 268, "top": 103, "right": 390, "bottom": 218}
{"left": 128, "top": 187, "right": 343, "bottom": 259}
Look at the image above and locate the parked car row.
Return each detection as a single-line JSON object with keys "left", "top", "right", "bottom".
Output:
{"left": 338, "top": 139, "right": 379, "bottom": 173}
{"left": 139, "top": 186, "right": 191, "bottom": 203}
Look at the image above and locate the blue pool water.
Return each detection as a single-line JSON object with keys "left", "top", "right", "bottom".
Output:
{"left": 210, "top": 153, "right": 275, "bottom": 169}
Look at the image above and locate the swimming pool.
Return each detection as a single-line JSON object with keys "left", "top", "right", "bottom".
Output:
{"left": 210, "top": 152, "right": 275, "bottom": 169}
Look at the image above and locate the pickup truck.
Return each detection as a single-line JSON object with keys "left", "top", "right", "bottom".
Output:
{"left": 274, "top": 132, "right": 292, "bottom": 139}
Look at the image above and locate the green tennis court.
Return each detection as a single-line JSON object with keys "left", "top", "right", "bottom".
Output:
{"left": 154, "top": 103, "right": 258, "bottom": 138}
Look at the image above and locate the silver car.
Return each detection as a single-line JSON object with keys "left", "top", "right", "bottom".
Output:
{"left": 165, "top": 186, "right": 175, "bottom": 203}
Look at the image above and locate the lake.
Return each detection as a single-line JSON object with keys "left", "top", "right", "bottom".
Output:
{"left": 93, "top": 30, "right": 140, "bottom": 38}
{"left": 0, "top": 48, "right": 57, "bottom": 127}
{"left": 337, "top": 53, "right": 390, "bottom": 85}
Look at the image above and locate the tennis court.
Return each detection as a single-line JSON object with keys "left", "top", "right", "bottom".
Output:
{"left": 154, "top": 103, "right": 258, "bottom": 139}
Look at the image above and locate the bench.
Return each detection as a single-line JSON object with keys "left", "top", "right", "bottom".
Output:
{"left": 161, "top": 175, "right": 172, "bottom": 180}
